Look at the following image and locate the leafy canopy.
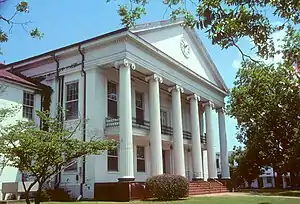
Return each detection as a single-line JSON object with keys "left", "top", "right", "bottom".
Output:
{"left": 228, "top": 28, "right": 300, "bottom": 185}
{"left": 107, "top": 0, "right": 299, "bottom": 60}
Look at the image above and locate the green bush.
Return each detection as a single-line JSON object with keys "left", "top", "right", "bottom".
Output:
{"left": 146, "top": 174, "right": 189, "bottom": 200}
{"left": 40, "top": 188, "right": 71, "bottom": 201}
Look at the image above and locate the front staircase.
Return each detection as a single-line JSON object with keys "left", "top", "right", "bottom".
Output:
{"left": 189, "top": 180, "right": 230, "bottom": 195}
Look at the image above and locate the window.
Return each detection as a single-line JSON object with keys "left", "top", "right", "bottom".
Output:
{"left": 107, "top": 81, "right": 118, "bottom": 118}
{"left": 66, "top": 82, "right": 79, "bottom": 120}
{"left": 216, "top": 158, "right": 220, "bottom": 169}
{"left": 64, "top": 159, "right": 78, "bottom": 171}
{"left": 107, "top": 148, "right": 118, "bottom": 172}
{"left": 135, "top": 92, "right": 144, "bottom": 124}
{"left": 160, "top": 109, "right": 168, "bottom": 126}
{"left": 23, "top": 92, "right": 34, "bottom": 119}
{"left": 136, "top": 146, "right": 145, "bottom": 172}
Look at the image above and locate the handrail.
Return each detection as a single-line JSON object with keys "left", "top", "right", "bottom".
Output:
{"left": 211, "top": 178, "right": 223, "bottom": 192}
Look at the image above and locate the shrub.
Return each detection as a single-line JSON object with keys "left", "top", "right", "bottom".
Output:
{"left": 40, "top": 188, "right": 71, "bottom": 201}
{"left": 146, "top": 174, "right": 189, "bottom": 200}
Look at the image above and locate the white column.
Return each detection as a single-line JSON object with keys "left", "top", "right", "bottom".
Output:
{"left": 168, "top": 85, "right": 185, "bottom": 176}
{"left": 203, "top": 101, "right": 217, "bottom": 179}
{"left": 188, "top": 94, "right": 203, "bottom": 180}
{"left": 114, "top": 59, "right": 135, "bottom": 181}
{"left": 217, "top": 108, "right": 230, "bottom": 179}
{"left": 146, "top": 74, "right": 163, "bottom": 176}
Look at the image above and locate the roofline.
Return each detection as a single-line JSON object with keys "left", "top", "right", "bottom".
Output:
{"left": 187, "top": 29, "right": 229, "bottom": 93}
{"left": 127, "top": 31, "right": 228, "bottom": 96}
{"left": 131, "top": 19, "right": 229, "bottom": 94}
{"left": 4, "top": 28, "right": 128, "bottom": 68}
{"left": 0, "top": 78, "right": 40, "bottom": 91}
{"left": 130, "top": 18, "right": 184, "bottom": 33}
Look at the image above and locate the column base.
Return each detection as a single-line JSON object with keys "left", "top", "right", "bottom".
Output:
{"left": 118, "top": 177, "right": 135, "bottom": 182}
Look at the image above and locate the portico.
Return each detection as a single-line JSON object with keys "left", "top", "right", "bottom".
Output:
{"left": 103, "top": 55, "right": 230, "bottom": 182}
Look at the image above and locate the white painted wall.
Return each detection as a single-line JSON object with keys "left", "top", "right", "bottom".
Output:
{"left": 0, "top": 81, "right": 41, "bottom": 200}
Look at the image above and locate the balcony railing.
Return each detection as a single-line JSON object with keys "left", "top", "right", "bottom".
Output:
{"left": 183, "top": 131, "right": 207, "bottom": 144}
{"left": 105, "top": 118, "right": 207, "bottom": 144}
{"left": 161, "top": 125, "right": 173, "bottom": 136}
{"left": 183, "top": 130, "right": 192, "bottom": 140}
{"left": 201, "top": 134, "right": 207, "bottom": 144}
{"left": 105, "top": 117, "right": 150, "bottom": 130}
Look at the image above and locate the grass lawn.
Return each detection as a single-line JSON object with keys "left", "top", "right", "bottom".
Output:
{"left": 42, "top": 195, "right": 300, "bottom": 204}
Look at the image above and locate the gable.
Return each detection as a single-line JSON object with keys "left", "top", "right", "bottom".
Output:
{"left": 132, "top": 24, "right": 225, "bottom": 90}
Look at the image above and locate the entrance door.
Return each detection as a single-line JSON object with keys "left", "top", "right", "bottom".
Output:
{"left": 162, "top": 150, "right": 170, "bottom": 174}
{"left": 162, "top": 150, "right": 166, "bottom": 173}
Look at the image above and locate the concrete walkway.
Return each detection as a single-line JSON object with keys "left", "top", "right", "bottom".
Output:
{"left": 191, "top": 192, "right": 300, "bottom": 199}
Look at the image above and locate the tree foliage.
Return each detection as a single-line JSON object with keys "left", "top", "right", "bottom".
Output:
{"left": 228, "top": 28, "right": 300, "bottom": 187}
{"left": 107, "top": 0, "right": 299, "bottom": 60}
{"left": 0, "top": 108, "right": 116, "bottom": 204}
{"left": 229, "top": 146, "right": 262, "bottom": 188}
{"left": 0, "top": 0, "right": 43, "bottom": 54}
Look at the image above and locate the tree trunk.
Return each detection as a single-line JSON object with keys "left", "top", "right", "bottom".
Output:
{"left": 247, "top": 180, "right": 252, "bottom": 189}
{"left": 273, "top": 166, "right": 281, "bottom": 188}
{"left": 34, "top": 184, "right": 42, "bottom": 204}
{"left": 24, "top": 191, "right": 31, "bottom": 204}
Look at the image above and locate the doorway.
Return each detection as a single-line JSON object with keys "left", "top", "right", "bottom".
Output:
{"left": 162, "top": 150, "right": 171, "bottom": 174}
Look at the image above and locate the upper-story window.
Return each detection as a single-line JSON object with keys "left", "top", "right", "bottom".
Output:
{"left": 136, "top": 146, "right": 146, "bottom": 172}
{"left": 107, "top": 148, "right": 118, "bottom": 172}
{"left": 107, "top": 81, "right": 117, "bottom": 118}
{"left": 160, "top": 109, "right": 168, "bottom": 126}
{"left": 23, "top": 92, "right": 34, "bottom": 120}
{"left": 66, "top": 81, "right": 79, "bottom": 120}
{"left": 135, "top": 92, "right": 144, "bottom": 124}
{"left": 64, "top": 159, "right": 78, "bottom": 172}
{"left": 216, "top": 158, "right": 220, "bottom": 169}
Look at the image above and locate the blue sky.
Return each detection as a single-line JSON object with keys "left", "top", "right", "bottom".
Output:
{"left": 1, "top": 0, "right": 282, "bottom": 151}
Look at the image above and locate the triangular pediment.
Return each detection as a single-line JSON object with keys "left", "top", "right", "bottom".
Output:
{"left": 131, "top": 19, "right": 228, "bottom": 92}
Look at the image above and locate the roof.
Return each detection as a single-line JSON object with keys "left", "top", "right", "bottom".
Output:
{"left": 0, "top": 69, "right": 37, "bottom": 88}
{"left": 131, "top": 19, "right": 229, "bottom": 93}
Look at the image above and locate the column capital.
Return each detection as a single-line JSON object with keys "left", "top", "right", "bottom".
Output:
{"left": 187, "top": 93, "right": 200, "bottom": 101}
{"left": 216, "top": 107, "right": 225, "bottom": 113}
{"left": 114, "top": 59, "right": 136, "bottom": 70}
{"left": 168, "top": 85, "right": 184, "bottom": 93}
{"left": 202, "top": 101, "right": 214, "bottom": 108}
{"left": 145, "top": 74, "right": 163, "bottom": 83}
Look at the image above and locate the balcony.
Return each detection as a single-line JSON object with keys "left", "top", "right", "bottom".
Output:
{"left": 105, "top": 117, "right": 150, "bottom": 130}
{"left": 105, "top": 118, "right": 207, "bottom": 144}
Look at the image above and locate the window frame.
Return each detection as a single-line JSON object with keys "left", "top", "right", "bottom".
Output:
{"left": 107, "top": 81, "right": 118, "bottom": 119}
{"left": 107, "top": 148, "right": 119, "bottom": 172}
{"left": 135, "top": 91, "right": 144, "bottom": 124}
{"left": 160, "top": 109, "right": 168, "bottom": 126}
{"left": 136, "top": 146, "right": 146, "bottom": 173}
{"left": 216, "top": 158, "right": 220, "bottom": 169}
{"left": 64, "top": 159, "right": 78, "bottom": 172}
{"left": 22, "top": 91, "right": 34, "bottom": 120}
{"left": 65, "top": 81, "right": 79, "bottom": 120}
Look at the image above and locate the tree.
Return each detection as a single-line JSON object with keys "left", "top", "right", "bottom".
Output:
{"left": 228, "top": 29, "right": 300, "bottom": 187}
{"left": 0, "top": 1, "right": 43, "bottom": 54}
{"left": 107, "top": 0, "right": 299, "bottom": 60}
{"left": 230, "top": 146, "right": 262, "bottom": 188}
{"left": 0, "top": 108, "right": 116, "bottom": 204}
